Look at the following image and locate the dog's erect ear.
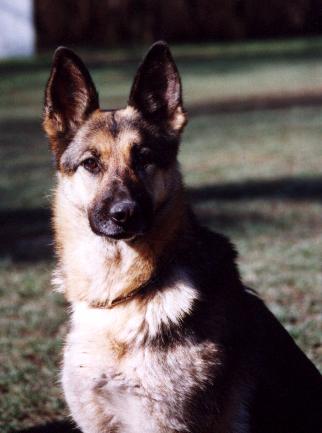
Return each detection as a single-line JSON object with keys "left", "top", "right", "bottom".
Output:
{"left": 43, "top": 47, "right": 99, "bottom": 161}
{"left": 128, "top": 41, "right": 187, "bottom": 132}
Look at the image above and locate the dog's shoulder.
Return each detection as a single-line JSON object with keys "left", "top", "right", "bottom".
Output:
{"left": 177, "top": 213, "right": 241, "bottom": 288}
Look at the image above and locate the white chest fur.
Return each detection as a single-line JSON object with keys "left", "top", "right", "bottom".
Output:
{"left": 62, "top": 277, "right": 219, "bottom": 433}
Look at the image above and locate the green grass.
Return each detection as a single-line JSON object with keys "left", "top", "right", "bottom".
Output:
{"left": 1, "top": 38, "right": 322, "bottom": 432}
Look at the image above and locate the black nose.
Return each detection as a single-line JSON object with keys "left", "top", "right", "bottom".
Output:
{"left": 109, "top": 201, "right": 136, "bottom": 225}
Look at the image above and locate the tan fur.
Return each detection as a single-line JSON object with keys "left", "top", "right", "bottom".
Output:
{"left": 88, "top": 129, "right": 113, "bottom": 161}
{"left": 43, "top": 113, "right": 64, "bottom": 159}
{"left": 169, "top": 106, "right": 187, "bottom": 131}
{"left": 53, "top": 186, "right": 155, "bottom": 305}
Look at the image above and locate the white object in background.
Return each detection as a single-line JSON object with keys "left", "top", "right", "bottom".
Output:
{"left": 0, "top": 0, "right": 35, "bottom": 58}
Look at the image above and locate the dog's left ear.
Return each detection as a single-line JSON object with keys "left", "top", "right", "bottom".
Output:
{"left": 128, "top": 41, "right": 187, "bottom": 132}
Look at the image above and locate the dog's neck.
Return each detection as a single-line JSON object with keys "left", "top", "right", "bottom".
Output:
{"left": 53, "top": 188, "right": 188, "bottom": 307}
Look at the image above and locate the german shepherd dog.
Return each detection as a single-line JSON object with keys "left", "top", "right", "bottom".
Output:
{"left": 43, "top": 42, "right": 322, "bottom": 433}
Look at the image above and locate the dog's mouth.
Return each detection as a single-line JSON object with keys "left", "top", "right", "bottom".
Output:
{"left": 101, "top": 226, "right": 145, "bottom": 241}
{"left": 88, "top": 214, "right": 150, "bottom": 241}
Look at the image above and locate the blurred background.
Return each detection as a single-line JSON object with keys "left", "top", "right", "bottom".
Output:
{"left": 1, "top": 1, "right": 322, "bottom": 432}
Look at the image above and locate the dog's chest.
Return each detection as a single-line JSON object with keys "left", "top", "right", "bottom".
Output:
{"left": 62, "top": 303, "right": 219, "bottom": 433}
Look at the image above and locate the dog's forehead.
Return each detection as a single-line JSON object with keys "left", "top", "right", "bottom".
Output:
{"left": 85, "top": 107, "right": 142, "bottom": 156}
{"left": 60, "top": 107, "right": 149, "bottom": 172}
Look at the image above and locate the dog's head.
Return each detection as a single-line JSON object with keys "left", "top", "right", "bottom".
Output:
{"left": 44, "top": 42, "right": 187, "bottom": 241}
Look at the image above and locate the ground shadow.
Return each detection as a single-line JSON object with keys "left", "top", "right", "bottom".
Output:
{"left": 188, "top": 175, "right": 322, "bottom": 203}
{"left": 14, "top": 420, "right": 80, "bottom": 433}
{"left": 0, "top": 208, "right": 52, "bottom": 261}
{"left": 1, "top": 174, "right": 321, "bottom": 262}
{"left": 194, "top": 207, "right": 276, "bottom": 230}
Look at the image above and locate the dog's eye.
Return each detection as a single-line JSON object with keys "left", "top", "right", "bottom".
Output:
{"left": 81, "top": 157, "right": 100, "bottom": 174}
{"left": 136, "top": 148, "right": 154, "bottom": 169}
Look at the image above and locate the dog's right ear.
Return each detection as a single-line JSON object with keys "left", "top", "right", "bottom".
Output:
{"left": 128, "top": 41, "right": 186, "bottom": 132}
{"left": 43, "top": 47, "right": 99, "bottom": 163}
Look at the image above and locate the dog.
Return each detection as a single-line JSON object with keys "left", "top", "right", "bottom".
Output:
{"left": 43, "top": 41, "right": 322, "bottom": 433}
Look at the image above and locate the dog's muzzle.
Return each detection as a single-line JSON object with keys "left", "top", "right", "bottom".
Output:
{"left": 89, "top": 199, "right": 150, "bottom": 240}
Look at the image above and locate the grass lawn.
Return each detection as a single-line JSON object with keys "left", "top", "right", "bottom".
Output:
{"left": 1, "top": 38, "right": 322, "bottom": 432}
